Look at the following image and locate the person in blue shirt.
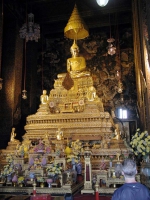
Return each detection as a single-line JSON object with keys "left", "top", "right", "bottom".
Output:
{"left": 112, "top": 158, "right": 150, "bottom": 200}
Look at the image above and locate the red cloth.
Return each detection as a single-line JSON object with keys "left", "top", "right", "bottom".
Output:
{"left": 30, "top": 194, "right": 51, "bottom": 200}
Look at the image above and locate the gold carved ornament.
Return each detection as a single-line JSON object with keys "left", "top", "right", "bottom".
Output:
{"left": 64, "top": 4, "right": 89, "bottom": 40}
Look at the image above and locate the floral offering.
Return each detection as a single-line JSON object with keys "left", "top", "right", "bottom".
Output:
{"left": 18, "top": 176, "right": 24, "bottom": 183}
{"left": 66, "top": 154, "right": 78, "bottom": 163}
{"left": 108, "top": 155, "right": 115, "bottom": 161}
{"left": 71, "top": 140, "right": 83, "bottom": 156}
{"left": 37, "top": 177, "right": 44, "bottom": 182}
{"left": 6, "top": 154, "right": 14, "bottom": 164}
{"left": 46, "top": 163, "right": 62, "bottom": 177}
{"left": 122, "top": 152, "right": 129, "bottom": 159}
{"left": 1, "top": 154, "right": 15, "bottom": 177}
{"left": 130, "top": 129, "right": 150, "bottom": 159}
{"left": 1, "top": 164, "right": 15, "bottom": 176}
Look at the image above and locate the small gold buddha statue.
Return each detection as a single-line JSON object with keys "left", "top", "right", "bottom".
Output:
{"left": 67, "top": 40, "right": 90, "bottom": 78}
{"left": 113, "top": 124, "right": 121, "bottom": 140}
{"left": 40, "top": 90, "right": 48, "bottom": 105}
{"left": 10, "top": 128, "right": 19, "bottom": 143}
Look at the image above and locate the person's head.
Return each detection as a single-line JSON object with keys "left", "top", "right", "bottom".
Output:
{"left": 122, "top": 158, "right": 137, "bottom": 178}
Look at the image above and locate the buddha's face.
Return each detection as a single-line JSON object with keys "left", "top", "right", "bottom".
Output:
{"left": 71, "top": 47, "right": 79, "bottom": 57}
{"left": 43, "top": 90, "right": 47, "bottom": 95}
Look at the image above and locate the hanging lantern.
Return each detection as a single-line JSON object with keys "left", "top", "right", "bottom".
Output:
{"left": 96, "top": 0, "right": 109, "bottom": 7}
{"left": 19, "top": 13, "right": 40, "bottom": 42}
{"left": 117, "top": 80, "right": 123, "bottom": 93}
{"left": 107, "top": 38, "right": 116, "bottom": 56}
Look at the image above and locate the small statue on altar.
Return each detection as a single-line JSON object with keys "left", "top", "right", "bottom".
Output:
{"left": 56, "top": 128, "right": 63, "bottom": 140}
{"left": 10, "top": 127, "right": 19, "bottom": 143}
{"left": 88, "top": 86, "right": 96, "bottom": 101}
{"left": 40, "top": 90, "right": 49, "bottom": 104}
{"left": 114, "top": 124, "right": 121, "bottom": 140}
{"left": 100, "top": 136, "right": 109, "bottom": 149}
{"left": 99, "top": 157, "right": 106, "bottom": 170}
{"left": 43, "top": 132, "right": 50, "bottom": 146}
{"left": 34, "top": 138, "right": 45, "bottom": 153}
{"left": 67, "top": 40, "right": 90, "bottom": 78}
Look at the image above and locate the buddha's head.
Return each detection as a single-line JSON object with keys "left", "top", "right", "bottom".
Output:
{"left": 70, "top": 40, "right": 79, "bottom": 57}
{"left": 43, "top": 90, "right": 47, "bottom": 95}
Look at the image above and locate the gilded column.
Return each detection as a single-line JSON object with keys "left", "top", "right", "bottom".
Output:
{"left": 132, "top": 0, "right": 146, "bottom": 129}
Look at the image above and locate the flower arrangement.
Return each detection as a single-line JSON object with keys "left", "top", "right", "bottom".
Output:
{"left": 66, "top": 154, "right": 78, "bottom": 163}
{"left": 1, "top": 154, "right": 15, "bottom": 177}
{"left": 17, "top": 145, "right": 25, "bottom": 157}
{"left": 130, "top": 129, "right": 150, "bottom": 159}
{"left": 18, "top": 176, "right": 24, "bottom": 183}
{"left": 37, "top": 177, "right": 44, "bottom": 182}
{"left": 46, "top": 163, "right": 62, "bottom": 177}
{"left": 122, "top": 152, "right": 129, "bottom": 159}
{"left": 1, "top": 164, "right": 15, "bottom": 176}
{"left": 108, "top": 155, "right": 115, "bottom": 162}
{"left": 6, "top": 154, "right": 14, "bottom": 163}
{"left": 71, "top": 140, "right": 83, "bottom": 156}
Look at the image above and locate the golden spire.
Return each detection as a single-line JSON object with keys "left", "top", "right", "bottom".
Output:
{"left": 64, "top": 4, "right": 89, "bottom": 40}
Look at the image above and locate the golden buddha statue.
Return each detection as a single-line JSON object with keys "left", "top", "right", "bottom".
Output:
{"left": 10, "top": 127, "right": 19, "bottom": 143}
{"left": 40, "top": 90, "right": 48, "bottom": 104}
{"left": 67, "top": 40, "right": 90, "bottom": 78}
{"left": 36, "top": 90, "right": 50, "bottom": 114}
{"left": 113, "top": 124, "right": 121, "bottom": 140}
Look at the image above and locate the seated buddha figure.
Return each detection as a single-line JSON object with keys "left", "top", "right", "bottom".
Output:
{"left": 10, "top": 127, "right": 20, "bottom": 144}
{"left": 40, "top": 90, "right": 48, "bottom": 105}
{"left": 67, "top": 40, "right": 90, "bottom": 78}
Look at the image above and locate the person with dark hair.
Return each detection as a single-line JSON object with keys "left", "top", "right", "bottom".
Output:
{"left": 112, "top": 158, "right": 150, "bottom": 200}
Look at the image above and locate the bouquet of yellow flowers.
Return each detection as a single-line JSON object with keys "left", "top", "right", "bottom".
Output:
{"left": 46, "top": 163, "right": 62, "bottom": 177}
{"left": 37, "top": 177, "right": 44, "bottom": 182}
{"left": 18, "top": 176, "right": 24, "bottom": 183}
{"left": 130, "top": 129, "right": 150, "bottom": 159}
{"left": 1, "top": 154, "right": 15, "bottom": 177}
{"left": 66, "top": 154, "right": 78, "bottom": 163}
{"left": 1, "top": 164, "right": 15, "bottom": 176}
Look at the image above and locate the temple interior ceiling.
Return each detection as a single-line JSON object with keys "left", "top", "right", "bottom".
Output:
{"left": 4, "top": 0, "right": 132, "bottom": 37}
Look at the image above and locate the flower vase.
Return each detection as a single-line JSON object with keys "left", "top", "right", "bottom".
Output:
{"left": 76, "top": 162, "right": 82, "bottom": 175}
{"left": 144, "top": 155, "right": 149, "bottom": 163}
{"left": 7, "top": 175, "right": 12, "bottom": 183}
{"left": 47, "top": 178, "right": 53, "bottom": 188}
{"left": 72, "top": 164, "right": 77, "bottom": 184}
{"left": 109, "top": 161, "right": 112, "bottom": 168}
{"left": 108, "top": 168, "right": 112, "bottom": 178}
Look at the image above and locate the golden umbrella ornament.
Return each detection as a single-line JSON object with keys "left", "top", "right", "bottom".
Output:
{"left": 64, "top": 4, "right": 89, "bottom": 40}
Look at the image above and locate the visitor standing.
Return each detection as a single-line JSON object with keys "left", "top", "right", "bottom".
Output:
{"left": 112, "top": 158, "right": 150, "bottom": 200}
